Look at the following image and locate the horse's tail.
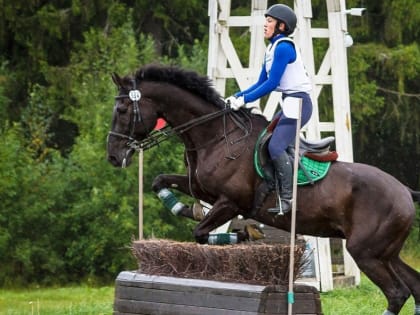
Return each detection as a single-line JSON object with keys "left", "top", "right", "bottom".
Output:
{"left": 407, "top": 186, "right": 420, "bottom": 204}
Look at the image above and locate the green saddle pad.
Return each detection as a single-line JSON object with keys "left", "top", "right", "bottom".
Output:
{"left": 297, "top": 156, "right": 331, "bottom": 185}
{"left": 254, "top": 129, "right": 331, "bottom": 186}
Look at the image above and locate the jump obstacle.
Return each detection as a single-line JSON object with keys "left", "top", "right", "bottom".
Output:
{"left": 114, "top": 271, "right": 322, "bottom": 315}
{"left": 113, "top": 240, "right": 323, "bottom": 315}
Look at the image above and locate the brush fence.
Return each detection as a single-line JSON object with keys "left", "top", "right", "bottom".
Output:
{"left": 114, "top": 271, "right": 323, "bottom": 315}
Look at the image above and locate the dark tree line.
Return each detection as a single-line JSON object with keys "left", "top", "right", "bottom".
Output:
{"left": 0, "top": 0, "right": 418, "bottom": 286}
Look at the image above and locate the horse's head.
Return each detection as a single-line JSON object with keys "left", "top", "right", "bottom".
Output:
{"left": 107, "top": 73, "right": 159, "bottom": 168}
{"left": 107, "top": 64, "right": 253, "bottom": 168}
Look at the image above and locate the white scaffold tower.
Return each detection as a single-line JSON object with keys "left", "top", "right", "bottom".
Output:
{"left": 207, "top": 0, "right": 361, "bottom": 291}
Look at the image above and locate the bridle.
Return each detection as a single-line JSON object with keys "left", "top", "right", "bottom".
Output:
{"left": 108, "top": 79, "right": 254, "bottom": 167}
{"left": 107, "top": 79, "right": 147, "bottom": 167}
{"left": 109, "top": 79, "right": 143, "bottom": 135}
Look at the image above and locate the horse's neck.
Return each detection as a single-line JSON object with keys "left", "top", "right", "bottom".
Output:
{"left": 144, "top": 82, "right": 211, "bottom": 117}
{"left": 147, "top": 83, "right": 221, "bottom": 143}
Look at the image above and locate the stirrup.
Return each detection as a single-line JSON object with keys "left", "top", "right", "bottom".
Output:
{"left": 267, "top": 199, "right": 292, "bottom": 215}
{"left": 267, "top": 172, "right": 292, "bottom": 215}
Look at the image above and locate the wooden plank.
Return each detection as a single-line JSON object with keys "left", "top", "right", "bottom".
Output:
{"left": 264, "top": 292, "right": 317, "bottom": 313}
{"left": 116, "top": 272, "right": 266, "bottom": 297}
{"left": 114, "top": 272, "right": 323, "bottom": 315}
{"left": 227, "top": 16, "right": 264, "bottom": 27}
{"left": 114, "top": 299, "right": 261, "bottom": 315}
{"left": 115, "top": 285, "right": 262, "bottom": 312}
{"left": 116, "top": 282, "right": 263, "bottom": 300}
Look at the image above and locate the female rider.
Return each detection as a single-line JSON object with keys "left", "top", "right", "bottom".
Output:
{"left": 225, "top": 4, "right": 313, "bottom": 213}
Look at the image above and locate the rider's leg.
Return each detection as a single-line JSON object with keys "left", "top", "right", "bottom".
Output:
{"left": 271, "top": 151, "right": 293, "bottom": 213}
{"left": 267, "top": 93, "right": 313, "bottom": 214}
{"left": 268, "top": 117, "right": 295, "bottom": 213}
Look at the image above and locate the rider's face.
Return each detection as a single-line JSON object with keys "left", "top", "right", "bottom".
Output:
{"left": 264, "top": 16, "right": 277, "bottom": 39}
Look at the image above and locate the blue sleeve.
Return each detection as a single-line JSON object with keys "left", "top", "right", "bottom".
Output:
{"left": 234, "top": 66, "right": 267, "bottom": 98}
{"left": 240, "top": 42, "right": 296, "bottom": 103}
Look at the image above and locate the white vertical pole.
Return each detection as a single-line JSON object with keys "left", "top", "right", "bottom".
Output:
{"left": 287, "top": 100, "right": 302, "bottom": 315}
{"left": 326, "top": 0, "right": 359, "bottom": 285}
{"left": 294, "top": 2, "right": 335, "bottom": 291}
{"left": 138, "top": 149, "right": 144, "bottom": 240}
{"left": 248, "top": 0, "right": 267, "bottom": 111}
{"left": 316, "top": 237, "right": 334, "bottom": 291}
{"left": 207, "top": 0, "right": 218, "bottom": 79}
{"left": 327, "top": 0, "right": 353, "bottom": 162}
{"left": 294, "top": 0, "right": 321, "bottom": 140}
{"left": 249, "top": 0, "right": 266, "bottom": 71}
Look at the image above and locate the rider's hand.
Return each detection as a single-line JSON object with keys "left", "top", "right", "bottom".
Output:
{"left": 229, "top": 96, "right": 245, "bottom": 111}
{"left": 225, "top": 96, "right": 237, "bottom": 107}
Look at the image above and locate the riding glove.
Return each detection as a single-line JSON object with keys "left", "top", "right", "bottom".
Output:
{"left": 224, "top": 96, "right": 237, "bottom": 107}
{"left": 228, "top": 96, "right": 245, "bottom": 111}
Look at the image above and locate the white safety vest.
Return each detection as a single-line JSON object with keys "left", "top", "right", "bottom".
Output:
{"left": 265, "top": 37, "right": 312, "bottom": 94}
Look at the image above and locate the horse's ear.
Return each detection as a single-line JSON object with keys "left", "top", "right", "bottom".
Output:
{"left": 111, "top": 72, "right": 122, "bottom": 88}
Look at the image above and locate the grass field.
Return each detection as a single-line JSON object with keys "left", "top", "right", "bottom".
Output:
{"left": 0, "top": 286, "right": 114, "bottom": 315}
{"left": 1, "top": 235, "right": 418, "bottom": 315}
{"left": 0, "top": 274, "right": 417, "bottom": 315}
{"left": 321, "top": 274, "right": 416, "bottom": 315}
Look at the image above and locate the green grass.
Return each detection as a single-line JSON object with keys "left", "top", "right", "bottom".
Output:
{"left": 321, "top": 274, "right": 416, "bottom": 315}
{"left": 321, "top": 242, "right": 420, "bottom": 315}
{"left": 0, "top": 237, "right": 418, "bottom": 315}
{"left": 0, "top": 275, "right": 417, "bottom": 315}
{"left": 0, "top": 286, "right": 114, "bottom": 315}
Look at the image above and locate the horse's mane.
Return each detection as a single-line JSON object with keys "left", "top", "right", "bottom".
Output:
{"left": 134, "top": 64, "right": 226, "bottom": 109}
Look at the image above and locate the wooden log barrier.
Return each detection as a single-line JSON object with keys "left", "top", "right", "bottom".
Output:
{"left": 114, "top": 271, "right": 323, "bottom": 315}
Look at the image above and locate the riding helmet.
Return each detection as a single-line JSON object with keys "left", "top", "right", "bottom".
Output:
{"left": 265, "top": 4, "right": 297, "bottom": 35}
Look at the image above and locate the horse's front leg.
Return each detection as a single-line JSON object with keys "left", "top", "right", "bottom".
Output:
{"left": 152, "top": 174, "right": 207, "bottom": 221}
{"left": 193, "top": 195, "right": 240, "bottom": 244}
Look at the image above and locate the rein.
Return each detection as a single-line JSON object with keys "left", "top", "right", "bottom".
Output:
{"left": 108, "top": 106, "right": 244, "bottom": 152}
{"left": 108, "top": 81, "right": 253, "bottom": 167}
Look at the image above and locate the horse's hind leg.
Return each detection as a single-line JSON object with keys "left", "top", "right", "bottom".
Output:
{"left": 346, "top": 238, "right": 411, "bottom": 314}
{"left": 391, "top": 257, "right": 420, "bottom": 314}
{"left": 350, "top": 254, "right": 410, "bottom": 314}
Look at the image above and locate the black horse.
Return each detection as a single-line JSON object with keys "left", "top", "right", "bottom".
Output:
{"left": 107, "top": 64, "right": 420, "bottom": 315}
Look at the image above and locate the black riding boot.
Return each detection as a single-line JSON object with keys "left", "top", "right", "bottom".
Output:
{"left": 269, "top": 152, "right": 293, "bottom": 214}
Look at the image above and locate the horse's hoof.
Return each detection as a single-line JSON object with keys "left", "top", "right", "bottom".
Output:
{"left": 194, "top": 231, "right": 209, "bottom": 244}
{"left": 245, "top": 224, "right": 265, "bottom": 241}
{"left": 192, "top": 202, "right": 205, "bottom": 221}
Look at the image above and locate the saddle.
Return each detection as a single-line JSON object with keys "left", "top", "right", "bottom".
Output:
{"left": 248, "top": 128, "right": 339, "bottom": 217}
{"left": 254, "top": 128, "right": 338, "bottom": 186}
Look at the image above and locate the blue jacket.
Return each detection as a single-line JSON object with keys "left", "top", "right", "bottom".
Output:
{"left": 234, "top": 34, "right": 296, "bottom": 103}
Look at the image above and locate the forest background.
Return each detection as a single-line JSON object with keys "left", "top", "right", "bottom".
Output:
{"left": 0, "top": 0, "right": 419, "bottom": 286}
